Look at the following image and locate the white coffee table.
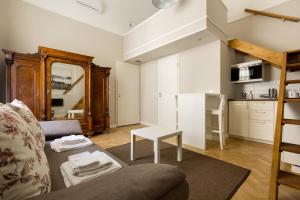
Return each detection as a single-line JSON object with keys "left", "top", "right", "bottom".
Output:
{"left": 130, "top": 126, "right": 182, "bottom": 164}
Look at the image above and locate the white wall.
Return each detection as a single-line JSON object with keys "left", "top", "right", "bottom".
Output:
{"left": 1, "top": 0, "right": 123, "bottom": 125}
{"left": 220, "top": 41, "right": 235, "bottom": 97}
{"left": 179, "top": 40, "right": 221, "bottom": 93}
{"left": 140, "top": 60, "right": 158, "bottom": 125}
{"left": 0, "top": 0, "right": 9, "bottom": 102}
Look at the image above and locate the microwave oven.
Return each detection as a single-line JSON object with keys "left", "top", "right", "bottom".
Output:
{"left": 231, "top": 60, "right": 265, "bottom": 83}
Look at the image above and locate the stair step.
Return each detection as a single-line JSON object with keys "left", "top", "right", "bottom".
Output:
{"left": 282, "top": 119, "right": 300, "bottom": 125}
{"left": 280, "top": 143, "right": 300, "bottom": 154}
{"left": 286, "top": 80, "right": 300, "bottom": 85}
{"left": 284, "top": 98, "right": 300, "bottom": 103}
{"left": 278, "top": 170, "right": 300, "bottom": 190}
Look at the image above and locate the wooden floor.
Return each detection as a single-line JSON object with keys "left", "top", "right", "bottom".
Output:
{"left": 90, "top": 125, "right": 300, "bottom": 200}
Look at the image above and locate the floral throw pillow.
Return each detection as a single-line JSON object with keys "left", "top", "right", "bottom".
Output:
{"left": 11, "top": 99, "right": 31, "bottom": 112}
{"left": 8, "top": 102, "right": 45, "bottom": 148}
{"left": 0, "top": 104, "right": 51, "bottom": 200}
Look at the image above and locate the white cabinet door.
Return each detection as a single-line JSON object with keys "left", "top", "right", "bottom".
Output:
{"left": 157, "top": 54, "right": 179, "bottom": 130}
{"left": 248, "top": 101, "right": 274, "bottom": 111}
{"left": 229, "top": 101, "right": 249, "bottom": 137}
{"left": 249, "top": 120, "right": 274, "bottom": 141}
{"left": 248, "top": 101, "right": 275, "bottom": 142}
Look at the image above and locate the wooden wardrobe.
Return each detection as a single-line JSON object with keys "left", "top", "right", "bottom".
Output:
{"left": 2, "top": 47, "right": 110, "bottom": 134}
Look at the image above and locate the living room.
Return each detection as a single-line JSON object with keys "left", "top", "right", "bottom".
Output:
{"left": 1, "top": 0, "right": 300, "bottom": 199}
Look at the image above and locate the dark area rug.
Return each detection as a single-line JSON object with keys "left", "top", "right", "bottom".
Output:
{"left": 107, "top": 140, "right": 250, "bottom": 200}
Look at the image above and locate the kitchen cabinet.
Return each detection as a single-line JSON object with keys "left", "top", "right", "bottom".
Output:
{"left": 229, "top": 101, "right": 248, "bottom": 138}
{"left": 229, "top": 100, "right": 300, "bottom": 170}
{"left": 229, "top": 100, "right": 275, "bottom": 143}
{"left": 249, "top": 120, "right": 274, "bottom": 141}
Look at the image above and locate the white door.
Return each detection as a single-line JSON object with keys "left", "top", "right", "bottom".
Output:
{"left": 157, "top": 54, "right": 179, "bottom": 130}
{"left": 116, "top": 61, "right": 140, "bottom": 126}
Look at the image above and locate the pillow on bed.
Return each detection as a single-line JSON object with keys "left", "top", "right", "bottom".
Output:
{"left": 8, "top": 102, "right": 45, "bottom": 148}
{"left": 0, "top": 103, "right": 51, "bottom": 200}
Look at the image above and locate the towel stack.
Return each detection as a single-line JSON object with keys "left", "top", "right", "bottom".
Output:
{"left": 69, "top": 151, "right": 113, "bottom": 176}
{"left": 50, "top": 135, "right": 93, "bottom": 152}
{"left": 60, "top": 151, "right": 122, "bottom": 187}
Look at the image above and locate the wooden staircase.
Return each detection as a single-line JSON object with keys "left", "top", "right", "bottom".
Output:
{"left": 229, "top": 39, "right": 300, "bottom": 199}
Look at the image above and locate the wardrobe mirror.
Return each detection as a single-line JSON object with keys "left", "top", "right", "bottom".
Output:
{"left": 51, "top": 62, "right": 85, "bottom": 120}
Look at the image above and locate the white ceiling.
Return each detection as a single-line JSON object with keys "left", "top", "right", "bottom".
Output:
{"left": 222, "top": 0, "right": 290, "bottom": 22}
{"left": 21, "top": 0, "right": 291, "bottom": 36}
{"left": 21, "top": 0, "right": 158, "bottom": 36}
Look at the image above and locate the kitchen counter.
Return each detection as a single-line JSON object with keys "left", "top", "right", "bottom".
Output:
{"left": 229, "top": 99, "right": 278, "bottom": 101}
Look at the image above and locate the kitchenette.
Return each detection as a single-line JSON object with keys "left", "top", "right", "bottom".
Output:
{"left": 228, "top": 59, "right": 300, "bottom": 172}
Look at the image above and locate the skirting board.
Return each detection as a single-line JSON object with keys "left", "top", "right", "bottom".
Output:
{"left": 110, "top": 124, "right": 117, "bottom": 128}
{"left": 229, "top": 135, "right": 273, "bottom": 145}
{"left": 139, "top": 121, "right": 158, "bottom": 127}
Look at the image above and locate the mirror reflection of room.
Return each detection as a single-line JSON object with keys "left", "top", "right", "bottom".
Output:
{"left": 51, "top": 62, "right": 85, "bottom": 120}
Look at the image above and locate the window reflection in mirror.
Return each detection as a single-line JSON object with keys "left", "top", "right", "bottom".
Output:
{"left": 51, "top": 62, "right": 85, "bottom": 120}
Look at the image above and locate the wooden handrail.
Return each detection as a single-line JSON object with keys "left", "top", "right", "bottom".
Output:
{"left": 63, "top": 75, "right": 84, "bottom": 95}
{"left": 245, "top": 8, "right": 300, "bottom": 22}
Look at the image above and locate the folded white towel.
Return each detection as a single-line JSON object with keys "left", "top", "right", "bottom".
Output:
{"left": 50, "top": 137, "right": 93, "bottom": 152}
{"left": 60, "top": 152, "right": 122, "bottom": 187}
{"left": 68, "top": 151, "right": 90, "bottom": 161}
{"left": 74, "top": 162, "right": 112, "bottom": 177}
{"left": 69, "top": 152, "right": 100, "bottom": 171}
{"left": 68, "top": 151, "right": 113, "bottom": 176}
{"left": 72, "top": 151, "right": 113, "bottom": 176}
{"left": 61, "top": 135, "right": 86, "bottom": 145}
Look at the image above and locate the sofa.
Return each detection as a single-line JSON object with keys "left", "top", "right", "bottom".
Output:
{"left": 0, "top": 101, "right": 188, "bottom": 200}
{"left": 30, "top": 120, "right": 189, "bottom": 200}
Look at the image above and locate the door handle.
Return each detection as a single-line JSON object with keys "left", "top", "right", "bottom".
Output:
{"left": 159, "top": 92, "right": 162, "bottom": 98}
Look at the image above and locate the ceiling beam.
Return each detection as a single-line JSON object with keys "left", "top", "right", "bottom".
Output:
{"left": 228, "top": 39, "right": 285, "bottom": 68}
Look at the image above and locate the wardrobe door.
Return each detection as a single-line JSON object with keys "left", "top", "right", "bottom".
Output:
{"left": 91, "top": 67, "right": 110, "bottom": 133}
{"left": 11, "top": 58, "right": 41, "bottom": 119}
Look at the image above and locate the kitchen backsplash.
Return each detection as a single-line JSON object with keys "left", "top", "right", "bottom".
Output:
{"left": 234, "top": 81, "right": 279, "bottom": 99}
{"left": 234, "top": 80, "right": 300, "bottom": 99}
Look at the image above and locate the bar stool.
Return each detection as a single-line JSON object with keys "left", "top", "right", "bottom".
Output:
{"left": 207, "top": 94, "right": 226, "bottom": 150}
